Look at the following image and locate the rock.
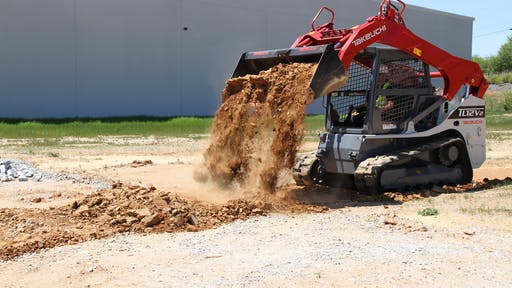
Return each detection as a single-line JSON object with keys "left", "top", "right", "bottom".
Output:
{"left": 7, "top": 168, "right": 18, "bottom": 178}
{"left": 130, "top": 160, "right": 153, "bottom": 168}
{"left": 30, "top": 197, "right": 43, "bottom": 203}
{"left": 128, "top": 208, "right": 152, "bottom": 219}
{"left": 0, "top": 176, "right": 8, "bottom": 182}
{"left": 419, "top": 226, "right": 428, "bottom": 232}
{"left": 142, "top": 213, "right": 165, "bottom": 227}
{"left": 126, "top": 217, "right": 139, "bottom": 225}
{"left": 419, "top": 190, "right": 431, "bottom": 197}
{"left": 251, "top": 208, "right": 263, "bottom": 215}
{"left": 23, "top": 170, "right": 34, "bottom": 178}
{"left": 75, "top": 205, "right": 90, "bottom": 215}
{"left": 0, "top": 164, "right": 6, "bottom": 174}
{"left": 18, "top": 176, "right": 28, "bottom": 182}
{"left": 110, "top": 218, "right": 127, "bottom": 225}
{"left": 188, "top": 214, "right": 199, "bottom": 225}
{"left": 173, "top": 215, "right": 186, "bottom": 227}
{"left": 463, "top": 230, "right": 475, "bottom": 236}
{"left": 152, "top": 195, "right": 168, "bottom": 208}
{"left": 431, "top": 185, "right": 445, "bottom": 193}
{"left": 383, "top": 217, "right": 397, "bottom": 225}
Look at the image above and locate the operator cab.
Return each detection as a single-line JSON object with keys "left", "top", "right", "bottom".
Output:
{"left": 326, "top": 45, "right": 441, "bottom": 134}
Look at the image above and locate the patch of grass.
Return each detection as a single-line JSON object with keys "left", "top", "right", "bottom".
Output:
{"left": 486, "top": 112, "right": 512, "bottom": 131}
{"left": 486, "top": 72, "right": 512, "bottom": 84}
{"left": 0, "top": 115, "right": 328, "bottom": 140}
{"left": 485, "top": 90, "right": 512, "bottom": 114}
{"left": 418, "top": 208, "right": 439, "bottom": 216}
{"left": 489, "top": 181, "right": 512, "bottom": 190}
{"left": 305, "top": 115, "right": 325, "bottom": 139}
{"left": 505, "top": 92, "right": 512, "bottom": 111}
{"left": 495, "top": 191, "right": 512, "bottom": 199}
{"left": 26, "top": 139, "right": 61, "bottom": 147}
{"left": 47, "top": 152, "right": 60, "bottom": 158}
{"left": 459, "top": 205, "right": 512, "bottom": 216}
{"left": 0, "top": 117, "right": 213, "bottom": 139}
{"left": 485, "top": 91, "right": 507, "bottom": 113}
{"left": 0, "top": 110, "right": 507, "bottom": 141}
{"left": 486, "top": 131, "right": 505, "bottom": 141}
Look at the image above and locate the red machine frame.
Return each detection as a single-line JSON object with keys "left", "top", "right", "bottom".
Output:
{"left": 291, "top": 0, "right": 488, "bottom": 101}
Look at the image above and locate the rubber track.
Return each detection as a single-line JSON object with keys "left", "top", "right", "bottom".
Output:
{"left": 354, "top": 137, "right": 463, "bottom": 194}
{"left": 292, "top": 152, "right": 318, "bottom": 186}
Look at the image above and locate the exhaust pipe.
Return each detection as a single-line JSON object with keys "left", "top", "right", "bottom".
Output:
{"left": 232, "top": 44, "right": 348, "bottom": 99}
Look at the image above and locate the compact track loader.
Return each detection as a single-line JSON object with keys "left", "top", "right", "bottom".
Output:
{"left": 231, "top": 0, "right": 488, "bottom": 194}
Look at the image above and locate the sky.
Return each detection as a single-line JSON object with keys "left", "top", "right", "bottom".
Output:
{"left": 405, "top": 0, "right": 511, "bottom": 57}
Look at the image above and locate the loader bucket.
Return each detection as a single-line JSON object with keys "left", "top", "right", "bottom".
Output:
{"left": 232, "top": 44, "right": 347, "bottom": 99}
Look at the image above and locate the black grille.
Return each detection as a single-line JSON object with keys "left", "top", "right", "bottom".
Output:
{"left": 339, "top": 60, "right": 373, "bottom": 92}
{"left": 376, "top": 58, "right": 427, "bottom": 124}
{"left": 329, "top": 60, "right": 372, "bottom": 126}
{"left": 380, "top": 95, "right": 415, "bottom": 122}
{"left": 377, "top": 58, "right": 428, "bottom": 89}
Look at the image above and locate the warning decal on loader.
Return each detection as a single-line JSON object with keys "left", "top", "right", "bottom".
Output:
{"left": 449, "top": 106, "right": 485, "bottom": 119}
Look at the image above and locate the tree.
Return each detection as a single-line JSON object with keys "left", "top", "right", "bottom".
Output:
{"left": 472, "top": 55, "right": 496, "bottom": 74}
{"left": 494, "top": 36, "right": 512, "bottom": 72}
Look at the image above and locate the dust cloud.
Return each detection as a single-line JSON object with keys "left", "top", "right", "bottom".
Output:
{"left": 199, "top": 63, "right": 318, "bottom": 192}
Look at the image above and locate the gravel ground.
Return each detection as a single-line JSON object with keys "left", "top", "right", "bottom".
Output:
{"left": 487, "top": 83, "right": 512, "bottom": 92}
{"left": 1, "top": 207, "right": 510, "bottom": 288}
{"left": 1, "top": 137, "right": 511, "bottom": 287}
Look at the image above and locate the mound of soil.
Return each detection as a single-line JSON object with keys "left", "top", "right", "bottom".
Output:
{"left": 2, "top": 177, "right": 510, "bottom": 260}
{"left": 374, "top": 177, "right": 512, "bottom": 202}
{"left": 202, "top": 63, "right": 318, "bottom": 192}
{"left": 0, "top": 183, "right": 274, "bottom": 261}
{"left": 0, "top": 182, "right": 330, "bottom": 261}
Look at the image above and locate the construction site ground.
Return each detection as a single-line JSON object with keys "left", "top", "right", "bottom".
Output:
{"left": 0, "top": 134, "right": 511, "bottom": 287}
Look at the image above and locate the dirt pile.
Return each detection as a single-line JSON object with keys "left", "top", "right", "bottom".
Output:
{"left": 368, "top": 177, "right": 512, "bottom": 202}
{"left": 442, "top": 177, "right": 512, "bottom": 192}
{"left": 201, "top": 63, "right": 318, "bottom": 192}
{"left": 2, "top": 177, "right": 510, "bottom": 260}
{"left": 0, "top": 183, "right": 275, "bottom": 261}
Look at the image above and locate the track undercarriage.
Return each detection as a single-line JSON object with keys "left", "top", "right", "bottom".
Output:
{"left": 293, "top": 137, "right": 474, "bottom": 194}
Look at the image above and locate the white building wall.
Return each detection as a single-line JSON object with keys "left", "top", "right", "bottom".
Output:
{"left": 0, "top": 0, "right": 473, "bottom": 118}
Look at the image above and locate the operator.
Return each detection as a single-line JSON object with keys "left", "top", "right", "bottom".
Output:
{"left": 347, "top": 104, "right": 367, "bottom": 127}
{"left": 376, "top": 79, "right": 394, "bottom": 110}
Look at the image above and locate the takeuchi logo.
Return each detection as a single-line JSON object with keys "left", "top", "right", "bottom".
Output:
{"left": 352, "top": 25, "right": 387, "bottom": 46}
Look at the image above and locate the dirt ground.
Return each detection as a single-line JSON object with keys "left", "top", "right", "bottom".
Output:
{"left": 0, "top": 135, "right": 511, "bottom": 287}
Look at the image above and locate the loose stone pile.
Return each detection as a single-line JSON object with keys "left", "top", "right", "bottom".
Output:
{"left": 0, "top": 159, "right": 109, "bottom": 189}
{"left": 0, "top": 159, "right": 48, "bottom": 182}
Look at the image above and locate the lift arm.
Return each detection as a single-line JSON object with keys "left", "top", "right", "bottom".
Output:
{"left": 291, "top": 0, "right": 488, "bottom": 100}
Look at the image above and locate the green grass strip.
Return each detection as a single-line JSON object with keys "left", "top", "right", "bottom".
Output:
{"left": 0, "top": 117, "right": 212, "bottom": 138}
{"left": 0, "top": 112, "right": 508, "bottom": 139}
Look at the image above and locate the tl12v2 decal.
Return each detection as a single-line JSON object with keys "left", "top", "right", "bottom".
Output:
{"left": 449, "top": 106, "right": 485, "bottom": 119}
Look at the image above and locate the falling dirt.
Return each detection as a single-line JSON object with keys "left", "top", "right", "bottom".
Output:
{"left": 200, "top": 63, "right": 318, "bottom": 192}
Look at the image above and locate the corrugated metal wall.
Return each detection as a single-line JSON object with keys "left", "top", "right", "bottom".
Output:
{"left": 0, "top": 0, "right": 473, "bottom": 118}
